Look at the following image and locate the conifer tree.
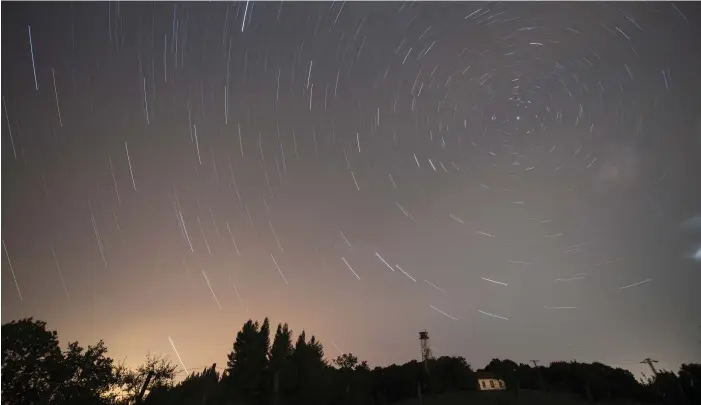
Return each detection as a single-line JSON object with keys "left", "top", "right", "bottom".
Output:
{"left": 224, "top": 319, "right": 261, "bottom": 399}
{"left": 270, "top": 323, "right": 294, "bottom": 401}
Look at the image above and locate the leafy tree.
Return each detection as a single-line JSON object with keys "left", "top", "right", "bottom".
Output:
{"left": 678, "top": 363, "right": 701, "bottom": 404}
{"left": 647, "top": 370, "right": 689, "bottom": 405}
{"left": 2, "top": 318, "right": 64, "bottom": 405}
{"left": 1, "top": 318, "right": 118, "bottom": 405}
{"left": 57, "top": 340, "right": 119, "bottom": 405}
{"left": 334, "top": 353, "right": 359, "bottom": 371}
{"left": 114, "top": 353, "right": 176, "bottom": 404}
{"left": 429, "top": 356, "right": 476, "bottom": 392}
{"left": 485, "top": 358, "right": 519, "bottom": 391}
{"left": 144, "top": 363, "right": 220, "bottom": 405}
{"left": 513, "top": 363, "right": 540, "bottom": 390}
{"left": 370, "top": 360, "right": 422, "bottom": 404}
{"left": 600, "top": 364, "right": 641, "bottom": 401}
{"left": 334, "top": 353, "right": 359, "bottom": 398}
{"left": 332, "top": 353, "right": 374, "bottom": 403}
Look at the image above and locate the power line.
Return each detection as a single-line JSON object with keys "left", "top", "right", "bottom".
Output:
{"left": 641, "top": 358, "right": 659, "bottom": 377}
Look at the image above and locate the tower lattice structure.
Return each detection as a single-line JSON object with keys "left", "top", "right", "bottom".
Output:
{"left": 419, "top": 331, "right": 432, "bottom": 373}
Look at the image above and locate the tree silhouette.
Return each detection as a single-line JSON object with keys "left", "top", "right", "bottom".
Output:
{"left": 1, "top": 318, "right": 118, "bottom": 405}
{"left": 143, "top": 363, "right": 220, "bottom": 405}
{"left": 334, "top": 353, "right": 359, "bottom": 400}
{"left": 224, "top": 319, "right": 265, "bottom": 401}
{"left": 485, "top": 358, "right": 519, "bottom": 391}
{"left": 334, "top": 353, "right": 359, "bottom": 371}
{"left": 4, "top": 316, "right": 701, "bottom": 405}
{"left": 363, "top": 361, "right": 416, "bottom": 404}
{"left": 429, "top": 356, "right": 476, "bottom": 392}
{"left": 114, "top": 353, "right": 177, "bottom": 404}
{"left": 57, "top": 340, "right": 119, "bottom": 405}
{"left": 257, "top": 317, "right": 272, "bottom": 400}
{"left": 269, "top": 322, "right": 294, "bottom": 402}
{"left": 2, "top": 318, "right": 64, "bottom": 405}
{"left": 678, "top": 363, "right": 701, "bottom": 404}
{"left": 289, "top": 332, "right": 327, "bottom": 404}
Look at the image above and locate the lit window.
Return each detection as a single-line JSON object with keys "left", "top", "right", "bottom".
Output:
{"left": 499, "top": 381, "right": 504, "bottom": 389}
{"left": 490, "top": 380, "right": 495, "bottom": 388}
{"left": 481, "top": 381, "right": 486, "bottom": 388}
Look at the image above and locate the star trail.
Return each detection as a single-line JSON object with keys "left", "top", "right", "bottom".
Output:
{"left": 2, "top": 2, "right": 701, "bottom": 377}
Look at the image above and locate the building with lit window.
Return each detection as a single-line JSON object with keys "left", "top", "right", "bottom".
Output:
{"left": 476, "top": 371, "right": 506, "bottom": 391}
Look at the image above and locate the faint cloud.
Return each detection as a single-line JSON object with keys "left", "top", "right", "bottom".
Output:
{"left": 596, "top": 143, "right": 640, "bottom": 190}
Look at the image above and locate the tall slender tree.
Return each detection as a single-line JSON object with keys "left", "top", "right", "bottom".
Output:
{"left": 292, "top": 333, "right": 327, "bottom": 404}
{"left": 224, "top": 319, "right": 261, "bottom": 399}
{"left": 257, "top": 317, "right": 272, "bottom": 398}
{"left": 270, "top": 322, "right": 294, "bottom": 401}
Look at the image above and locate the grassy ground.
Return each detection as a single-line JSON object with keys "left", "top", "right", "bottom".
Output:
{"left": 393, "top": 389, "right": 654, "bottom": 405}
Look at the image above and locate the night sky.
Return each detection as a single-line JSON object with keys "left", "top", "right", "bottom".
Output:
{"left": 2, "top": 1, "right": 701, "bottom": 379}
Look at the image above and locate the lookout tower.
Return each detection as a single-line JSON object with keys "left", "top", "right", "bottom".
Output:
{"left": 419, "top": 331, "right": 432, "bottom": 372}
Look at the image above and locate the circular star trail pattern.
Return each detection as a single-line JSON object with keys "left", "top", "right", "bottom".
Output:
{"left": 3, "top": 2, "right": 701, "bottom": 374}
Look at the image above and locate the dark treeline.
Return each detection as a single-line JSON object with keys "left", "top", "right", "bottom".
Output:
{"left": 2, "top": 317, "right": 700, "bottom": 405}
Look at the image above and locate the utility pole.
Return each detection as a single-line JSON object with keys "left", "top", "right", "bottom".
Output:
{"left": 641, "top": 358, "right": 659, "bottom": 377}
{"left": 641, "top": 357, "right": 689, "bottom": 405}
{"left": 531, "top": 360, "right": 546, "bottom": 390}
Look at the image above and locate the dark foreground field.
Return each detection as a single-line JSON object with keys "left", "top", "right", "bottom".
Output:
{"left": 394, "top": 390, "right": 655, "bottom": 405}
